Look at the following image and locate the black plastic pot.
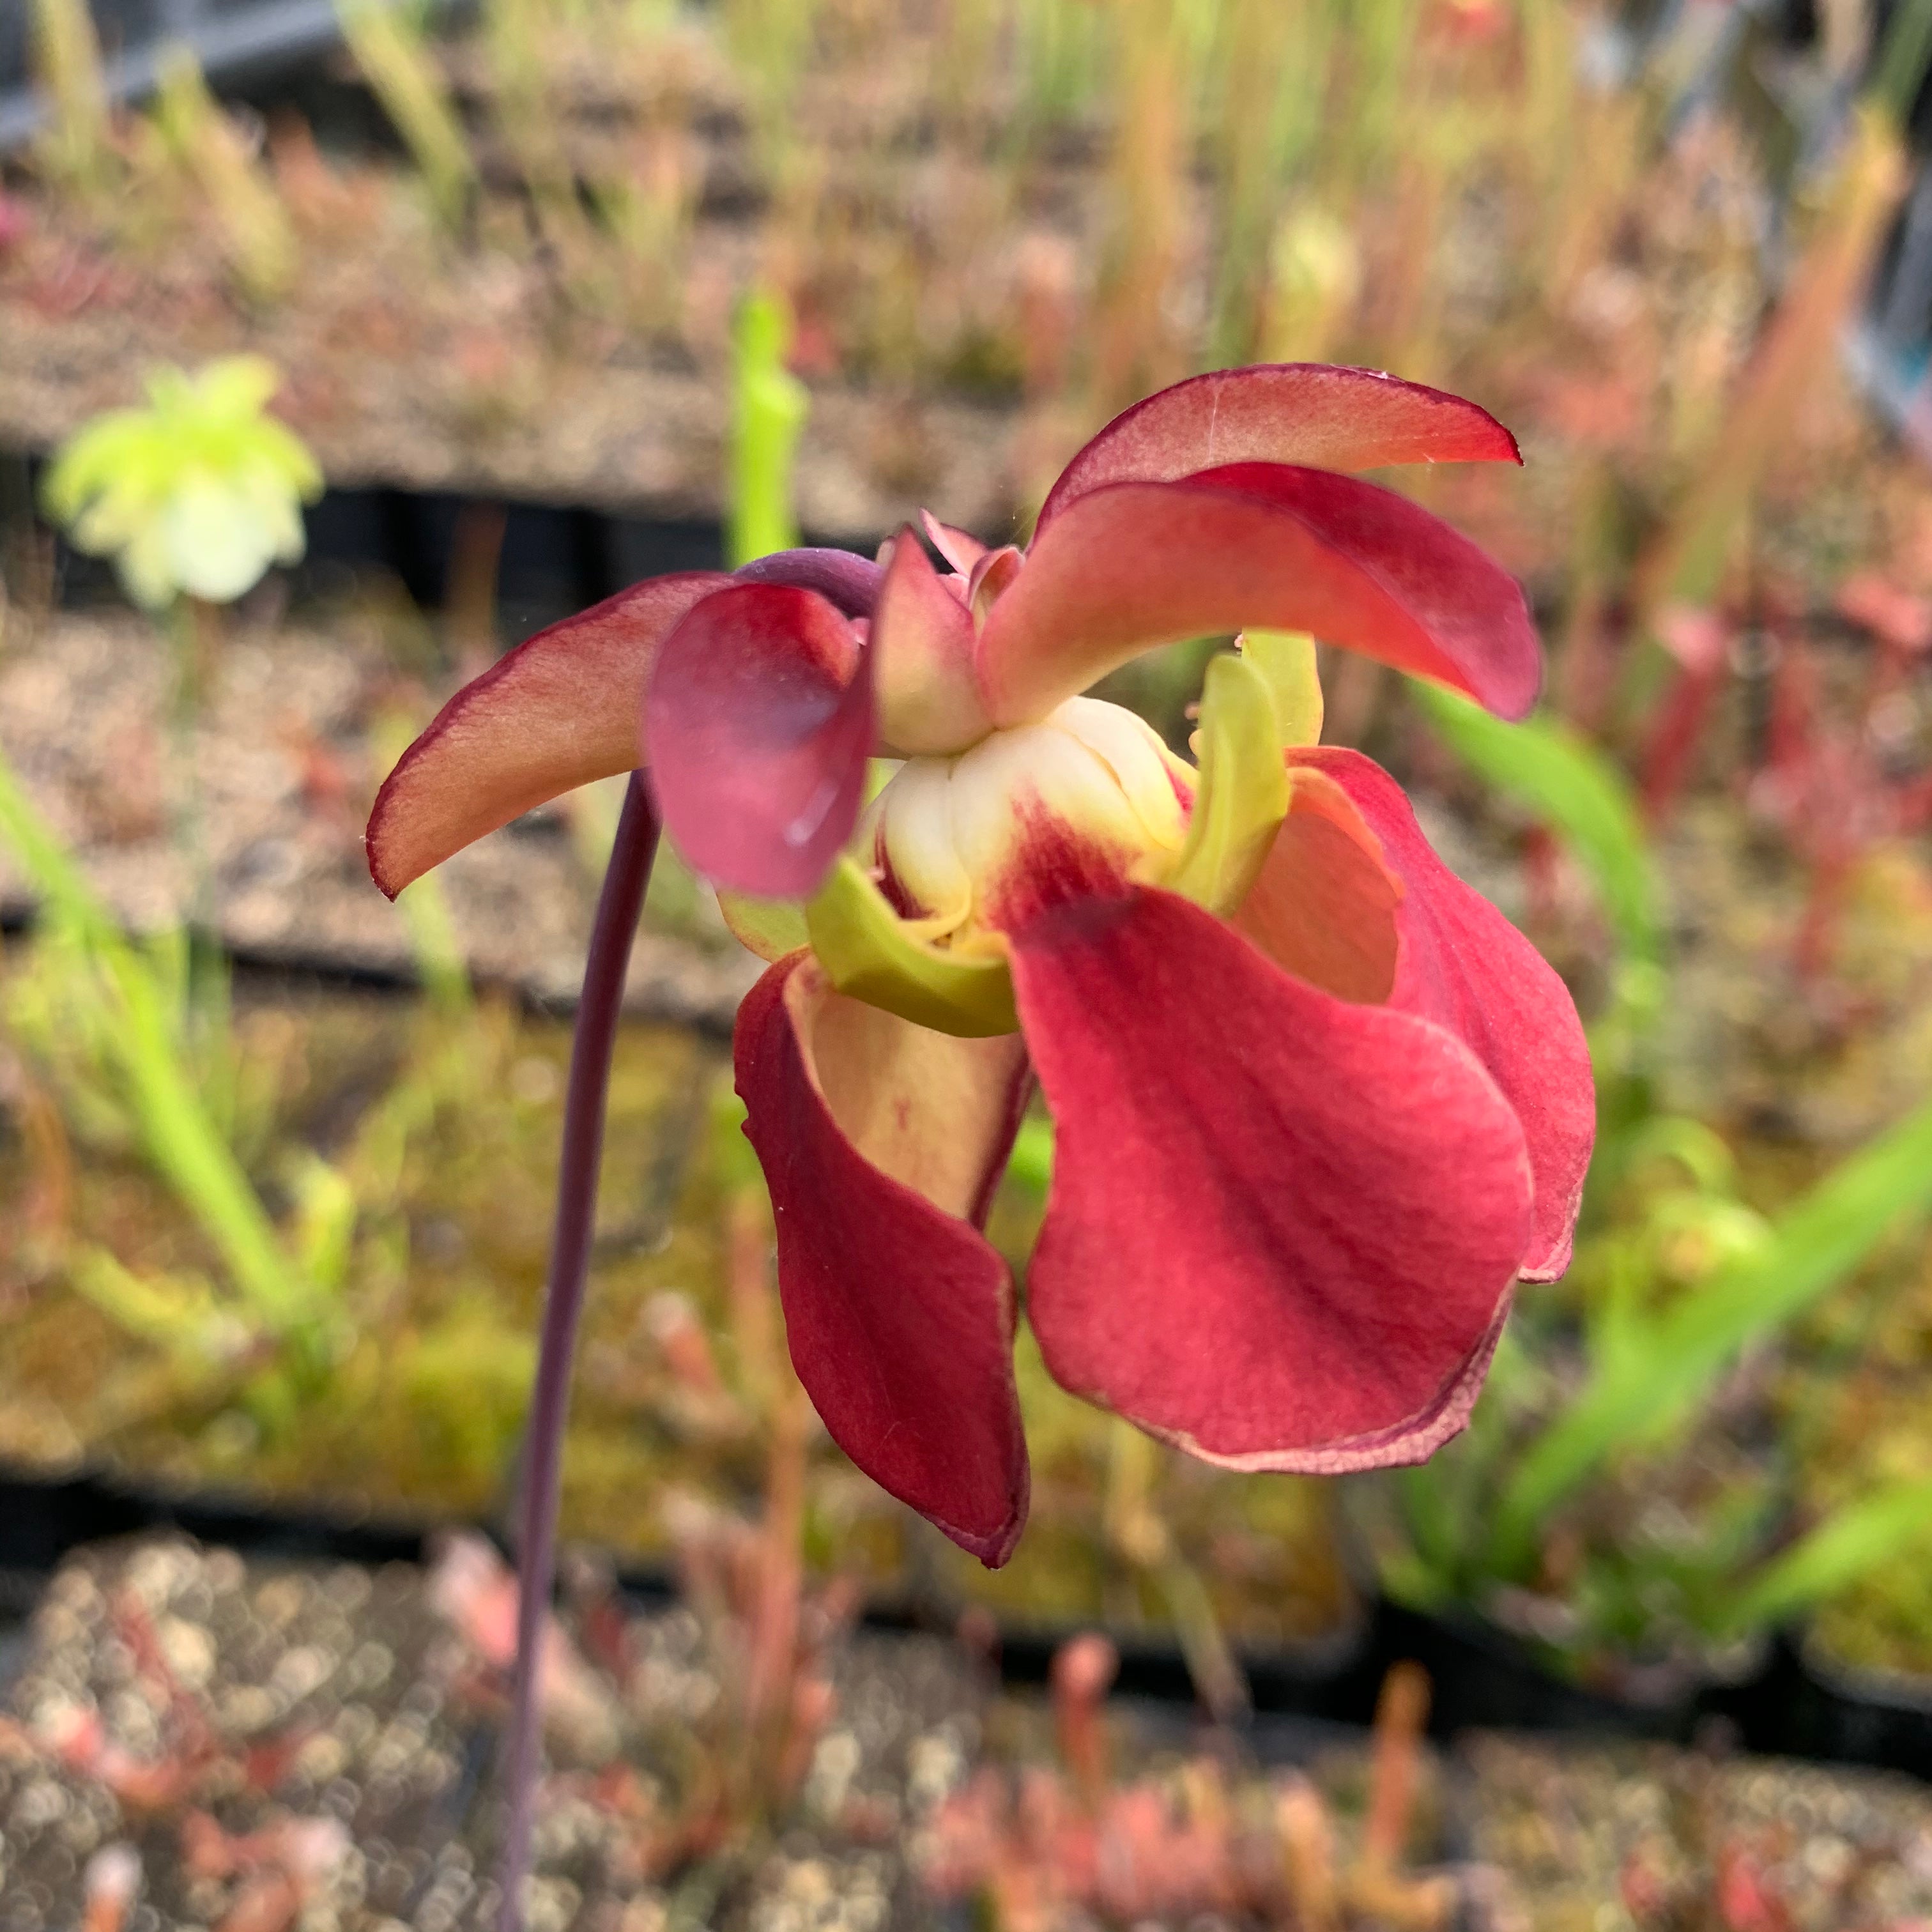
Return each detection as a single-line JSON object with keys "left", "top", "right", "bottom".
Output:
{"left": 4, "top": 448, "right": 875, "bottom": 654}
{"left": 1367, "top": 1597, "right": 1781, "bottom": 1749}
{"left": 0, "top": 1462, "right": 1384, "bottom": 1727}
{"left": 1775, "top": 1634, "right": 1932, "bottom": 1778}
{"left": 0, "top": 0, "right": 358, "bottom": 152}
{"left": 3, "top": 446, "right": 740, "bottom": 645}
{"left": 958, "top": 1605, "right": 1378, "bottom": 1728}
{"left": 0, "top": 1464, "right": 438, "bottom": 1579}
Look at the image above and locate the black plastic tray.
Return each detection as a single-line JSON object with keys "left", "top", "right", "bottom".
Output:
{"left": 0, "top": 0, "right": 356, "bottom": 152}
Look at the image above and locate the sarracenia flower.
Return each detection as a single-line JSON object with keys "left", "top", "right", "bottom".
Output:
{"left": 368, "top": 364, "right": 1593, "bottom": 1567}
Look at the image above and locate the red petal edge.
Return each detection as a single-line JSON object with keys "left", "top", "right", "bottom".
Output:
{"left": 1295, "top": 748, "right": 1595, "bottom": 1281}
{"left": 1009, "top": 887, "right": 1533, "bottom": 1470}
{"left": 978, "top": 468, "right": 1541, "bottom": 731}
{"left": 919, "top": 509, "right": 988, "bottom": 576}
{"left": 366, "top": 571, "right": 732, "bottom": 899}
{"left": 735, "top": 954, "right": 1032, "bottom": 1564}
{"left": 643, "top": 583, "right": 877, "bottom": 899}
{"left": 1034, "top": 364, "right": 1522, "bottom": 537}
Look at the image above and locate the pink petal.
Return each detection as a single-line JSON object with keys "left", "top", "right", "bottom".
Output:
{"left": 1034, "top": 364, "right": 1521, "bottom": 537}
{"left": 919, "top": 509, "right": 988, "bottom": 575}
{"left": 735, "top": 955, "right": 1032, "bottom": 1563}
{"left": 643, "top": 583, "right": 876, "bottom": 898}
{"left": 734, "top": 546, "right": 883, "bottom": 617}
{"left": 870, "top": 525, "right": 995, "bottom": 754}
{"left": 1009, "top": 887, "right": 1533, "bottom": 1469}
{"left": 366, "top": 571, "right": 732, "bottom": 899}
{"left": 977, "top": 466, "right": 1540, "bottom": 730}
{"left": 1294, "top": 748, "right": 1595, "bottom": 1281}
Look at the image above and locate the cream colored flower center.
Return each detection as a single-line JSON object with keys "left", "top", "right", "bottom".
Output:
{"left": 870, "top": 697, "right": 1192, "bottom": 946}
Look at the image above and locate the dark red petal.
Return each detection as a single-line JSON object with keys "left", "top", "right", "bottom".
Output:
{"left": 1294, "top": 747, "right": 1595, "bottom": 1281}
{"left": 644, "top": 583, "right": 875, "bottom": 898}
{"left": 735, "top": 956, "right": 1031, "bottom": 1563}
{"left": 1034, "top": 364, "right": 1522, "bottom": 536}
{"left": 366, "top": 571, "right": 732, "bottom": 898}
{"left": 977, "top": 468, "right": 1540, "bottom": 730}
{"left": 735, "top": 546, "right": 883, "bottom": 618}
{"left": 1009, "top": 887, "right": 1533, "bottom": 1469}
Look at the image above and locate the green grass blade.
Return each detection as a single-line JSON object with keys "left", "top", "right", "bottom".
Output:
{"left": 1409, "top": 680, "right": 1661, "bottom": 965}
{"left": 728, "top": 288, "right": 809, "bottom": 567}
{"left": 1724, "top": 1476, "right": 1932, "bottom": 1636}
{"left": 0, "top": 748, "right": 316, "bottom": 1336}
{"left": 1492, "top": 1094, "right": 1932, "bottom": 1572}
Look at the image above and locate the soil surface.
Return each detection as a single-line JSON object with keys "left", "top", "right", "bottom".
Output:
{"left": 4, "top": 1537, "right": 1931, "bottom": 1932}
{"left": 0, "top": 606, "right": 758, "bottom": 1026}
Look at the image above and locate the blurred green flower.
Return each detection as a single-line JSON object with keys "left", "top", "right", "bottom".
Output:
{"left": 42, "top": 356, "right": 323, "bottom": 609}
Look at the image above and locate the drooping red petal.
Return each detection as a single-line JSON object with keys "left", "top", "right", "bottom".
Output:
{"left": 735, "top": 955, "right": 1031, "bottom": 1563}
{"left": 870, "top": 526, "right": 995, "bottom": 754}
{"left": 977, "top": 466, "right": 1540, "bottom": 730}
{"left": 1290, "top": 748, "right": 1595, "bottom": 1281}
{"left": 643, "top": 583, "right": 875, "bottom": 898}
{"left": 735, "top": 546, "right": 883, "bottom": 617}
{"left": 1009, "top": 887, "right": 1533, "bottom": 1469}
{"left": 366, "top": 571, "right": 732, "bottom": 899}
{"left": 1034, "top": 364, "right": 1521, "bottom": 537}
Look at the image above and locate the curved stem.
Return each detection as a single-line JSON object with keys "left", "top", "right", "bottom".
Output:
{"left": 499, "top": 771, "right": 659, "bottom": 1932}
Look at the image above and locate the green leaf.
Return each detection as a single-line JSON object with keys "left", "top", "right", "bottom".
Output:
{"left": 1238, "top": 628, "right": 1322, "bottom": 746}
{"left": 1162, "top": 650, "right": 1289, "bottom": 916}
{"left": 1492, "top": 1092, "right": 1932, "bottom": 1572}
{"left": 806, "top": 855, "right": 1018, "bottom": 1037}
{"left": 1723, "top": 1476, "right": 1932, "bottom": 1636}
{"left": 729, "top": 288, "right": 809, "bottom": 567}
{"left": 0, "top": 745, "right": 319, "bottom": 1340}
{"left": 1409, "top": 680, "right": 1661, "bottom": 965}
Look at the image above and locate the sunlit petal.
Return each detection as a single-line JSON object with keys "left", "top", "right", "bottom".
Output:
{"left": 977, "top": 466, "right": 1540, "bottom": 731}
{"left": 1034, "top": 363, "right": 1521, "bottom": 535}
{"left": 367, "top": 571, "right": 732, "bottom": 899}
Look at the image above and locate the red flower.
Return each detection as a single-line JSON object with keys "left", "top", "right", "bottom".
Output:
{"left": 368, "top": 364, "right": 1593, "bottom": 1567}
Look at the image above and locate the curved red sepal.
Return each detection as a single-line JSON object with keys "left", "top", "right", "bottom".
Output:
{"left": 1034, "top": 364, "right": 1522, "bottom": 536}
{"left": 734, "top": 546, "right": 883, "bottom": 617}
{"left": 1294, "top": 748, "right": 1595, "bottom": 1281}
{"left": 870, "top": 525, "right": 993, "bottom": 755}
{"left": 644, "top": 583, "right": 876, "bottom": 898}
{"left": 1009, "top": 888, "right": 1533, "bottom": 1470}
{"left": 735, "top": 956, "right": 1032, "bottom": 1565}
{"left": 367, "top": 571, "right": 732, "bottom": 899}
{"left": 978, "top": 466, "right": 1540, "bottom": 731}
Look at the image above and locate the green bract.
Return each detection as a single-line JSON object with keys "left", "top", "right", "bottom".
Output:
{"left": 42, "top": 356, "right": 323, "bottom": 609}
